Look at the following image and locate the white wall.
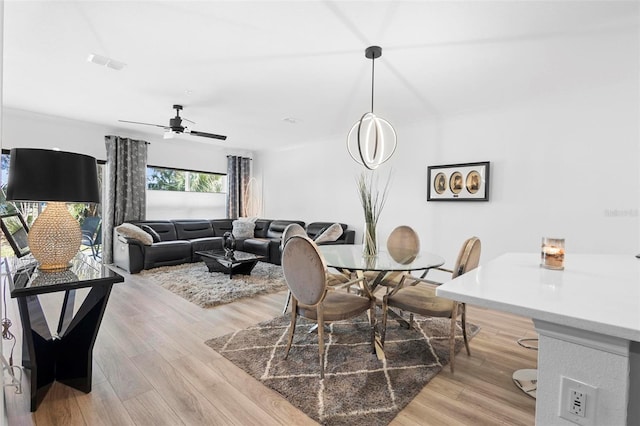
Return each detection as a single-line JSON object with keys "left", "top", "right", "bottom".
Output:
{"left": 2, "top": 73, "right": 637, "bottom": 270}
{"left": 256, "top": 76, "right": 639, "bottom": 268}
{"left": 1, "top": 107, "right": 251, "bottom": 219}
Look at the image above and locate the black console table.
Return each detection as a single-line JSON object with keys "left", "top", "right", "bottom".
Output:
{"left": 6, "top": 254, "right": 124, "bottom": 411}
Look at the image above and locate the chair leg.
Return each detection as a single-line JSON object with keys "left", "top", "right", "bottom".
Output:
{"left": 317, "top": 308, "right": 325, "bottom": 379}
{"left": 282, "top": 290, "right": 292, "bottom": 314}
{"left": 284, "top": 299, "right": 298, "bottom": 359}
{"left": 381, "top": 296, "right": 389, "bottom": 346}
{"left": 461, "top": 303, "right": 470, "bottom": 356}
{"left": 369, "top": 301, "right": 376, "bottom": 354}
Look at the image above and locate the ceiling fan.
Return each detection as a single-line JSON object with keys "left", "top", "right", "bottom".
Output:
{"left": 119, "top": 105, "right": 227, "bottom": 140}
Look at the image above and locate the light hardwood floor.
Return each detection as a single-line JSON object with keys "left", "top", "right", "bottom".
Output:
{"left": 4, "top": 266, "right": 537, "bottom": 425}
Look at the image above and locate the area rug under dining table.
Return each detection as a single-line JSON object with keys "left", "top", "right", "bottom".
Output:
{"left": 205, "top": 313, "right": 479, "bottom": 425}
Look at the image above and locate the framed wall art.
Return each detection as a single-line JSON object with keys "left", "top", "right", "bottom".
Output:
{"left": 427, "top": 161, "right": 490, "bottom": 201}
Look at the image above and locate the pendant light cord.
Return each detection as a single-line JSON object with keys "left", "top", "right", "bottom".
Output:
{"left": 370, "top": 56, "right": 375, "bottom": 113}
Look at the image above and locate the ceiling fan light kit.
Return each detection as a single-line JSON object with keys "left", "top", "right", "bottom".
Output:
{"left": 119, "top": 104, "right": 227, "bottom": 140}
{"left": 347, "top": 46, "right": 397, "bottom": 170}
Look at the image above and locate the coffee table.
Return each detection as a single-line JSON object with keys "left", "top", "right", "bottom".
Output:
{"left": 196, "top": 250, "right": 266, "bottom": 278}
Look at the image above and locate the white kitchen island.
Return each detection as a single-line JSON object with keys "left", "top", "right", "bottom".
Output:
{"left": 436, "top": 252, "right": 640, "bottom": 426}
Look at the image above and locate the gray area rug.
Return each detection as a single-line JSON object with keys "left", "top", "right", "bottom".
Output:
{"left": 138, "top": 261, "right": 287, "bottom": 308}
{"left": 206, "top": 313, "right": 479, "bottom": 425}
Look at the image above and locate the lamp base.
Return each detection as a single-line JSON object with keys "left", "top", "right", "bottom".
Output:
{"left": 27, "top": 202, "right": 81, "bottom": 271}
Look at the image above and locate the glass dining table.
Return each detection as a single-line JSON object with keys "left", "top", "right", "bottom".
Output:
{"left": 318, "top": 244, "right": 446, "bottom": 359}
{"left": 318, "top": 244, "right": 446, "bottom": 291}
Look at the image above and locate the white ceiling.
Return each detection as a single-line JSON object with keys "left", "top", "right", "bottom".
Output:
{"left": 3, "top": 1, "right": 638, "bottom": 152}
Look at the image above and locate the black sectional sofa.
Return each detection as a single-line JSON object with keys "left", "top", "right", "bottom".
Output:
{"left": 113, "top": 218, "right": 355, "bottom": 274}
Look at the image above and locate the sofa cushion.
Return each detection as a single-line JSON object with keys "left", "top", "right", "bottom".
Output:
{"left": 266, "top": 220, "right": 306, "bottom": 239}
{"left": 314, "top": 223, "right": 344, "bottom": 243}
{"left": 191, "top": 237, "right": 224, "bottom": 261}
{"left": 210, "top": 219, "right": 234, "bottom": 237}
{"left": 232, "top": 219, "right": 256, "bottom": 239}
{"left": 116, "top": 223, "right": 153, "bottom": 246}
{"left": 174, "top": 220, "right": 215, "bottom": 240}
{"left": 139, "top": 224, "right": 161, "bottom": 243}
{"left": 253, "top": 219, "right": 272, "bottom": 238}
{"left": 143, "top": 240, "right": 192, "bottom": 269}
{"left": 130, "top": 221, "right": 178, "bottom": 241}
{"left": 242, "top": 238, "right": 270, "bottom": 257}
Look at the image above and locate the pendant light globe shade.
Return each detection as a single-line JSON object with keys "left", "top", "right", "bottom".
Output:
{"left": 346, "top": 46, "right": 397, "bottom": 170}
{"left": 347, "top": 112, "right": 397, "bottom": 170}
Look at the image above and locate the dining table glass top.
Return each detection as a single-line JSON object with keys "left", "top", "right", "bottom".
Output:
{"left": 319, "top": 244, "right": 445, "bottom": 272}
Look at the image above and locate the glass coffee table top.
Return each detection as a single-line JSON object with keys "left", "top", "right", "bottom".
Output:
{"left": 195, "top": 250, "right": 267, "bottom": 278}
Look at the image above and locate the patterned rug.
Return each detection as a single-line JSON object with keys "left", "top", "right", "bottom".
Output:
{"left": 137, "top": 261, "right": 286, "bottom": 308}
{"left": 205, "top": 313, "right": 479, "bottom": 425}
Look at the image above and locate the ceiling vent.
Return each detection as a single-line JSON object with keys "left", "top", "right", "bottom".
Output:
{"left": 87, "top": 53, "right": 126, "bottom": 71}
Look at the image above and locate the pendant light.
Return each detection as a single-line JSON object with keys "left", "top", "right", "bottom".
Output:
{"left": 347, "top": 46, "right": 397, "bottom": 170}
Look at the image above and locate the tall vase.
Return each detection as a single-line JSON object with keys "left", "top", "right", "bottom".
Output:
{"left": 363, "top": 221, "right": 378, "bottom": 257}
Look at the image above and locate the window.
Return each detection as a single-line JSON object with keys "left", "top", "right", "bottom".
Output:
{"left": 146, "top": 166, "right": 226, "bottom": 193}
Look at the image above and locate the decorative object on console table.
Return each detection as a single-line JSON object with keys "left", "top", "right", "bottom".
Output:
{"left": 6, "top": 148, "right": 100, "bottom": 271}
{"left": 347, "top": 46, "right": 397, "bottom": 170}
{"left": 540, "top": 237, "right": 565, "bottom": 270}
{"left": 427, "top": 161, "right": 490, "bottom": 201}
{"left": 356, "top": 171, "right": 391, "bottom": 257}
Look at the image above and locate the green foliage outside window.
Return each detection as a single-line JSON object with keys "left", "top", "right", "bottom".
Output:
{"left": 147, "top": 166, "right": 225, "bottom": 193}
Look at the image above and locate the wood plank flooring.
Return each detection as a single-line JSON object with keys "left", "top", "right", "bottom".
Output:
{"left": 3, "top": 266, "right": 537, "bottom": 425}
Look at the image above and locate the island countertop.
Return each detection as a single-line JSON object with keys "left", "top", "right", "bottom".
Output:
{"left": 436, "top": 252, "right": 640, "bottom": 342}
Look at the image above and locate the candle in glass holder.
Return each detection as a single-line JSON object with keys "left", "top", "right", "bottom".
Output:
{"left": 541, "top": 237, "right": 565, "bottom": 270}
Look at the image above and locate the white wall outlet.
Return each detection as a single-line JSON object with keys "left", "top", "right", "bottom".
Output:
{"left": 559, "top": 376, "right": 598, "bottom": 425}
{"left": 569, "top": 389, "right": 586, "bottom": 417}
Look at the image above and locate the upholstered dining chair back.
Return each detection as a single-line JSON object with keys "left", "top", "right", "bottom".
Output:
{"left": 280, "top": 223, "right": 307, "bottom": 251}
{"left": 451, "top": 236, "right": 482, "bottom": 278}
{"left": 386, "top": 225, "right": 420, "bottom": 264}
{"left": 381, "top": 236, "right": 482, "bottom": 374}
{"left": 280, "top": 224, "right": 311, "bottom": 313}
{"left": 281, "top": 235, "right": 376, "bottom": 379}
{"left": 282, "top": 235, "right": 327, "bottom": 306}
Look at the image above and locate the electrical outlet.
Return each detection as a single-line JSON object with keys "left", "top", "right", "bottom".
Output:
{"left": 559, "top": 376, "right": 598, "bottom": 425}
{"left": 569, "top": 389, "right": 586, "bottom": 417}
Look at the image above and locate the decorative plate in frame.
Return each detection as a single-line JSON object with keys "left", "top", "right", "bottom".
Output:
{"left": 427, "top": 161, "right": 490, "bottom": 201}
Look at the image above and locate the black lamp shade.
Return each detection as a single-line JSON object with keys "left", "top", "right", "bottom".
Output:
{"left": 6, "top": 148, "right": 100, "bottom": 203}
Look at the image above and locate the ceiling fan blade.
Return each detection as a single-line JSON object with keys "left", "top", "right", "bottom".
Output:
{"left": 188, "top": 130, "right": 227, "bottom": 140}
{"left": 118, "top": 119, "right": 168, "bottom": 129}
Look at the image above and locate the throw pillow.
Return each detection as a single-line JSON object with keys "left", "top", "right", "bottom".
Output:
{"left": 232, "top": 219, "right": 256, "bottom": 239}
{"left": 314, "top": 223, "right": 343, "bottom": 243}
{"left": 239, "top": 216, "right": 259, "bottom": 223}
{"left": 139, "top": 224, "right": 161, "bottom": 243}
{"left": 115, "top": 223, "right": 154, "bottom": 246}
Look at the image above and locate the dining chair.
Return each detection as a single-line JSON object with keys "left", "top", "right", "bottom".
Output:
{"left": 282, "top": 235, "right": 376, "bottom": 379}
{"left": 381, "top": 236, "right": 481, "bottom": 373}
{"left": 364, "top": 225, "right": 421, "bottom": 293}
{"left": 280, "top": 223, "right": 307, "bottom": 313}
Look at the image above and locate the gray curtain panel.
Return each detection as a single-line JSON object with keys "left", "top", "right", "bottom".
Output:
{"left": 226, "top": 155, "right": 251, "bottom": 219}
{"left": 102, "top": 135, "right": 148, "bottom": 263}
